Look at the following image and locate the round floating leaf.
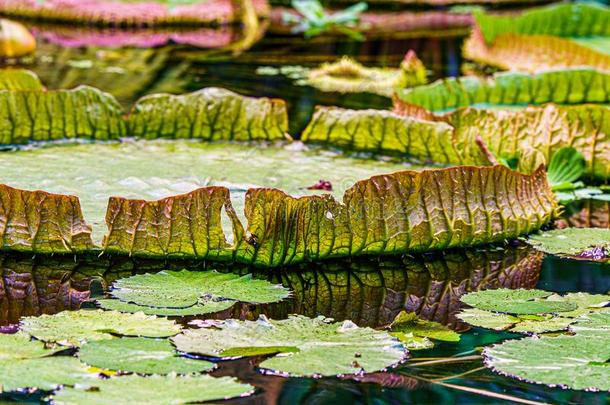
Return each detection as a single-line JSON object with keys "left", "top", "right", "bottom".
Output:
{"left": 99, "top": 270, "right": 290, "bottom": 316}
{"left": 458, "top": 292, "right": 610, "bottom": 333}
{"left": 484, "top": 334, "right": 610, "bottom": 391}
{"left": 97, "top": 298, "right": 234, "bottom": 317}
{"left": 389, "top": 311, "right": 459, "bottom": 349}
{"left": 172, "top": 315, "right": 406, "bottom": 377}
{"left": 0, "top": 332, "right": 63, "bottom": 360}
{"left": 456, "top": 309, "right": 520, "bottom": 331}
{"left": 51, "top": 374, "right": 254, "bottom": 405}
{"left": 0, "top": 357, "right": 94, "bottom": 393}
{"left": 526, "top": 228, "right": 610, "bottom": 259}
{"left": 460, "top": 289, "right": 577, "bottom": 315}
{"left": 78, "top": 338, "right": 214, "bottom": 375}
{"left": 20, "top": 310, "right": 181, "bottom": 347}
{"left": 570, "top": 312, "right": 610, "bottom": 337}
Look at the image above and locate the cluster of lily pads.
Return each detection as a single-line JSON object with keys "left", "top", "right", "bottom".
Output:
{"left": 457, "top": 288, "right": 610, "bottom": 391}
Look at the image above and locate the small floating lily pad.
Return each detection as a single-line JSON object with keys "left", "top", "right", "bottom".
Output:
{"left": 458, "top": 291, "right": 609, "bottom": 333}
{"left": 172, "top": 315, "right": 406, "bottom": 377}
{"left": 0, "top": 357, "right": 94, "bottom": 393}
{"left": 389, "top": 311, "right": 459, "bottom": 350}
{"left": 0, "top": 333, "right": 62, "bottom": 360}
{"left": 20, "top": 310, "right": 181, "bottom": 347}
{"left": 460, "top": 289, "right": 577, "bottom": 315}
{"left": 78, "top": 338, "right": 215, "bottom": 375}
{"left": 526, "top": 228, "right": 610, "bottom": 260}
{"left": 570, "top": 312, "right": 610, "bottom": 337}
{"left": 484, "top": 333, "right": 610, "bottom": 391}
{"left": 98, "top": 270, "right": 290, "bottom": 316}
{"left": 51, "top": 374, "right": 254, "bottom": 405}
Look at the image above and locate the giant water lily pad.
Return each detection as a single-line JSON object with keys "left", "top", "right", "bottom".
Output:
{"left": 98, "top": 270, "right": 290, "bottom": 316}
{"left": 460, "top": 289, "right": 577, "bottom": 315}
{"left": 0, "top": 0, "right": 270, "bottom": 26}
{"left": 20, "top": 310, "right": 181, "bottom": 346}
{"left": 464, "top": 4, "right": 610, "bottom": 72}
{"left": 0, "top": 357, "right": 95, "bottom": 393}
{"left": 304, "top": 103, "right": 610, "bottom": 180}
{"left": 78, "top": 338, "right": 215, "bottom": 375}
{"left": 526, "top": 228, "right": 610, "bottom": 261}
{"left": 172, "top": 315, "right": 406, "bottom": 377}
{"left": 484, "top": 333, "right": 610, "bottom": 391}
{"left": 397, "top": 69, "right": 610, "bottom": 113}
{"left": 51, "top": 374, "right": 254, "bottom": 405}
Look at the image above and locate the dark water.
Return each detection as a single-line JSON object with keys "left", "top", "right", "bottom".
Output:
{"left": 1, "top": 21, "right": 609, "bottom": 405}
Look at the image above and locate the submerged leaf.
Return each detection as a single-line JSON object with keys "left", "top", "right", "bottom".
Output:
{"left": 172, "top": 315, "right": 406, "bottom": 377}
{"left": 98, "top": 270, "right": 290, "bottom": 316}
{"left": 460, "top": 289, "right": 577, "bottom": 315}
{"left": 484, "top": 333, "right": 610, "bottom": 391}
{"left": 0, "top": 357, "right": 94, "bottom": 393}
{"left": 20, "top": 309, "right": 182, "bottom": 347}
{"left": 526, "top": 228, "right": 610, "bottom": 260}
{"left": 51, "top": 374, "right": 254, "bottom": 405}
{"left": 78, "top": 338, "right": 214, "bottom": 375}
{"left": 389, "top": 311, "right": 459, "bottom": 349}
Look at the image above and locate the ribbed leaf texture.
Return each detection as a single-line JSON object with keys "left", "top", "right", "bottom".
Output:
{"left": 397, "top": 69, "right": 610, "bottom": 112}
{"left": 126, "top": 88, "right": 288, "bottom": 141}
{"left": 0, "top": 86, "right": 125, "bottom": 144}
{"left": 304, "top": 104, "right": 610, "bottom": 180}
{"left": 0, "top": 184, "right": 94, "bottom": 254}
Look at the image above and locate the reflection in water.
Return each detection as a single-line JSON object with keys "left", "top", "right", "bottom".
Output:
{"left": 559, "top": 199, "right": 609, "bottom": 229}
{"left": 0, "top": 244, "right": 542, "bottom": 329}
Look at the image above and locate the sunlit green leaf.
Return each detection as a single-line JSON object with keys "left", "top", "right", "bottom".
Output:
{"left": 172, "top": 315, "right": 406, "bottom": 377}
{"left": 460, "top": 289, "right": 577, "bottom": 315}
{"left": 20, "top": 310, "right": 181, "bottom": 347}
{"left": 51, "top": 374, "right": 254, "bottom": 405}
{"left": 389, "top": 311, "right": 459, "bottom": 350}
{"left": 526, "top": 228, "right": 610, "bottom": 260}
{"left": 0, "top": 357, "right": 94, "bottom": 393}
{"left": 78, "top": 338, "right": 214, "bottom": 375}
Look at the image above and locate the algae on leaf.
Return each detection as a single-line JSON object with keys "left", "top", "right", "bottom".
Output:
{"left": 51, "top": 374, "right": 254, "bottom": 405}
{"left": 98, "top": 270, "right": 290, "bottom": 316}
{"left": 20, "top": 309, "right": 182, "bottom": 347}
{"left": 78, "top": 337, "right": 215, "bottom": 375}
{"left": 526, "top": 228, "right": 610, "bottom": 261}
{"left": 172, "top": 315, "right": 406, "bottom": 376}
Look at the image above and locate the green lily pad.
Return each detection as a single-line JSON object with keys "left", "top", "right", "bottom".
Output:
{"left": 171, "top": 315, "right": 406, "bottom": 377}
{"left": 389, "top": 311, "right": 459, "bottom": 350}
{"left": 20, "top": 310, "right": 182, "bottom": 347}
{"left": 460, "top": 289, "right": 577, "bottom": 315}
{"left": 0, "top": 357, "right": 94, "bottom": 393}
{"left": 456, "top": 309, "right": 520, "bottom": 331}
{"left": 484, "top": 333, "right": 610, "bottom": 391}
{"left": 51, "top": 374, "right": 254, "bottom": 405}
{"left": 96, "top": 298, "right": 235, "bottom": 317}
{"left": 0, "top": 69, "right": 43, "bottom": 91}
{"left": 98, "top": 270, "right": 290, "bottom": 316}
{"left": 570, "top": 312, "right": 610, "bottom": 337}
{"left": 526, "top": 228, "right": 610, "bottom": 259}
{"left": 458, "top": 291, "right": 609, "bottom": 333}
{"left": 0, "top": 333, "right": 62, "bottom": 360}
{"left": 78, "top": 338, "right": 214, "bottom": 375}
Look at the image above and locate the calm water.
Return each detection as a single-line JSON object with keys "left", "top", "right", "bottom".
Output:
{"left": 0, "top": 20, "right": 608, "bottom": 405}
